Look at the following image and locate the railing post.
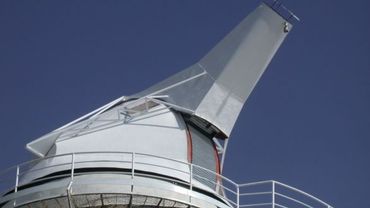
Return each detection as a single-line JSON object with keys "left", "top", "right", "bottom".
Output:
{"left": 272, "top": 181, "right": 275, "bottom": 208}
{"left": 71, "top": 153, "right": 75, "bottom": 181}
{"left": 189, "top": 164, "right": 193, "bottom": 191}
{"left": 144, "top": 97, "right": 149, "bottom": 111}
{"left": 67, "top": 153, "right": 75, "bottom": 208}
{"left": 131, "top": 152, "right": 135, "bottom": 179}
{"left": 189, "top": 163, "right": 193, "bottom": 204}
{"left": 13, "top": 165, "right": 20, "bottom": 207}
{"left": 237, "top": 184, "right": 240, "bottom": 208}
{"left": 14, "top": 165, "right": 19, "bottom": 193}
{"left": 131, "top": 152, "right": 135, "bottom": 192}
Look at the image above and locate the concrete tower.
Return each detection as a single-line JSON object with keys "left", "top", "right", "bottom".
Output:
{"left": 0, "top": 2, "right": 332, "bottom": 208}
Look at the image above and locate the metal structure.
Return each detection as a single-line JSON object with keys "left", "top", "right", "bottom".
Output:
{"left": 1, "top": 151, "right": 332, "bottom": 208}
{"left": 0, "top": 2, "right": 332, "bottom": 208}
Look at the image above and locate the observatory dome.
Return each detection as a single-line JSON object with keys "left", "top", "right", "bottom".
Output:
{"left": 0, "top": 2, "right": 332, "bottom": 208}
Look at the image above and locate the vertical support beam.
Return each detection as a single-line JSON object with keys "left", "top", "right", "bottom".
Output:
{"left": 220, "top": 139, "right": 229, "bottom": 173}
{"left": 67, "top": 190, "right": 73, "bottom": 208}
{"left": 128, "top": 195, "right": 133, "bottom": 208}
{"left": 156, "top": 198, "right": 163, "bottom": 207}
{"left": 272, "top": 181, "right": 275, "bottom": 208}
{"left": 100, "top": 193, "right": 104, "bottom": 206}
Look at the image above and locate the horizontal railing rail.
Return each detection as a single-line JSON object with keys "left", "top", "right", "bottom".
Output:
{"left": 0, "top": 151, "right": 332, "bottom": 208}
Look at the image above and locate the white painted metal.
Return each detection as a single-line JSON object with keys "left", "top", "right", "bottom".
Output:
{"left": 0, "top": 152, "right": 333, "bottom": 208}
{"left": 220, "top": 139, "right": 229, "bottom": 172}
{"left": 132, "top": 3, "right": 292, "bottom": 138}
{"left": 25, "top": 3, "right": 294, "bottom": 159}
{"left": 0, "top": 2, "right": 333, "bottom": 208}
{"left": 273, "top": 181, "right": 276, "bottom": 208}
{"left": 26, "top": 96, "right": 127, "bottom": 157}
{"left": 190, "top": 125, "right": 218, "bottom": 189}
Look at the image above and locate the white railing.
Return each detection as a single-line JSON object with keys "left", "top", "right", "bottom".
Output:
{"left": 0, "top": 152, "right": 332, "bottom": 208}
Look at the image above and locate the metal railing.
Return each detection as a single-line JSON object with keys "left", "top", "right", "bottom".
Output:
{"left": 0, "top": 152, "right": 332, "bottom": 208}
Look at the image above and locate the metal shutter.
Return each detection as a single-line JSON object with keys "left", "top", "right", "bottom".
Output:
{"left": 189, "top": 125, "right": 217, "bottom": 189}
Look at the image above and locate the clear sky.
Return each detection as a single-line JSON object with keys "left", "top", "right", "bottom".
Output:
{"left": 0, "top": 0, "right": 369, "bottom": 207}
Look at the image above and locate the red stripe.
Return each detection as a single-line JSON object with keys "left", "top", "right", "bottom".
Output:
{"left": 213, "top": 141, "right": 221, "bottom": 182}
{"left": 185, "top": 125, "right": 193, "bottom": 163}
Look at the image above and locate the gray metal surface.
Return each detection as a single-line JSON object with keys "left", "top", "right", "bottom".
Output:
{"left": 18, "top": 194, "right": 192, "bottom": 208}
{"left": 190, "top": 126, "right": 218, "bottom": 189}
{"left": 26, "top": 100, "right": 189, "bottom": 158}
{"left": 25, "top": 3, "right": 292, "bottom": 158}
{"left": 20, "top": 104, "right": 191, "bottom": 185}
{"left": 132, "top": 3, "right": 292, "bottom": 137}
{"left": 0, "top": 152, "right": 332, "bottom": 208}
{"left": 1, "top": 172, "right": 230, "bottom": 208}
{"left": 0, "top": 2, "right": 332, "bottom": 208}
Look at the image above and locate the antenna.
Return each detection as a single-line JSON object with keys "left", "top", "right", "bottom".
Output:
{"left": 265, "top": 0, "right": 300, "bottom": 22}
{"left": 0, "top": 2, "right": 332, "bottom": 208}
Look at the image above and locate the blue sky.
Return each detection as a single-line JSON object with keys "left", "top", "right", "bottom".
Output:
{"left": 0, "top": 0, "right": 369, "bottom": 207}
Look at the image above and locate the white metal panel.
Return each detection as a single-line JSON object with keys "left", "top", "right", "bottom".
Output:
{"left": 20, "top": 105, "right": 190, "bottom": 184}
{"left": 54, "top": 106, "right": 187, "bottom": 159}
{"left": 25, "top": 3, "right": 293, "bottom": 157}
{"left": 189, "top": 126, "right": 217, "bottom": 189}
{"left": 131, "top": 3, "right": 292, "bottom": 137}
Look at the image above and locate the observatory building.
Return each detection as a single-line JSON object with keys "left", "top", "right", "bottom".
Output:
{"left": 0, "top": 2, "right": 332, "bottom": 208}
